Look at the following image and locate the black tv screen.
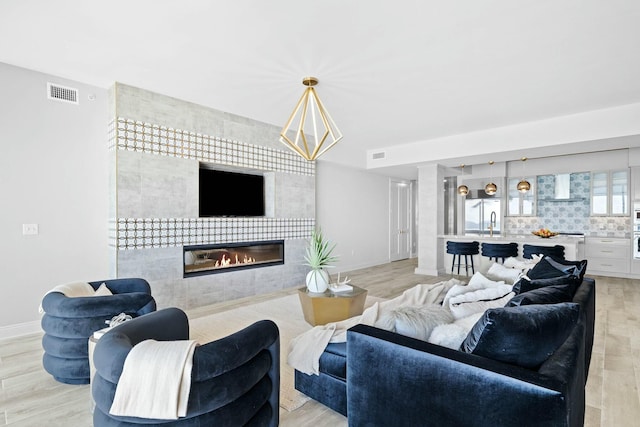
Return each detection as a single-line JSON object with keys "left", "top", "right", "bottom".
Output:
{"left": 199, "top": 168, "right": 265, "bottom": 217}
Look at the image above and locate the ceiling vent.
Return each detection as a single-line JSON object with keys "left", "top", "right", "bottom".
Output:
{"left": 47, "top": 82, "right": 78, "bottom": 104}
{"left": 372, "top": 152, "right": 386, "bottom": 159}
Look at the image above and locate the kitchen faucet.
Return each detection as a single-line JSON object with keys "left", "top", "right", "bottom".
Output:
{"left": 488, "top": 211, "right": 497, "bottom": 237}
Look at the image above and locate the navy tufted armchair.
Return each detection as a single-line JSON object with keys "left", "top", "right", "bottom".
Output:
{"left": 92, "top": 307, "right": 280, "bottom": 427}
{"left": 41, "top": 278, "right": 156, "bottom": 384}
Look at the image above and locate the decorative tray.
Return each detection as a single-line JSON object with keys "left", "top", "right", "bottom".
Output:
{"left": 531, "top": 228, "right": 559, "bottom": 238}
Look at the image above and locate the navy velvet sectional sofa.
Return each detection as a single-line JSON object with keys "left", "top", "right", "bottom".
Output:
{"left": 295, "top": 266, "right": 595, "bottom": 427}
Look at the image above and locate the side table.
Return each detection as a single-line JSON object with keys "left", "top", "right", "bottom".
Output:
{"left": 298, "top": 285, "right": 368, "bottom": 326}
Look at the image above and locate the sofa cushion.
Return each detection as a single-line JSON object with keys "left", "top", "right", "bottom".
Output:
{"left": 318, "top": 343, "right": 347, "bottom": 380}
{"left": 507, "top": 284, "right": 575, "bottom": 307}
{"left": 460, "top": 302, "right": 580, "bottom": 369}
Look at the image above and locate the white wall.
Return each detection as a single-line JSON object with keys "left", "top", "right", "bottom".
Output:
{"left": 315, "top": 161, "right": 391, "bottom": 274}
{"left": 0, "top": 63, "right": 109, "bottom": 336}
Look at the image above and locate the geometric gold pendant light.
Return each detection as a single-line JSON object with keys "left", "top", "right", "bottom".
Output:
{"left": 279, "top": 76, "right": 343, "bottom": 161}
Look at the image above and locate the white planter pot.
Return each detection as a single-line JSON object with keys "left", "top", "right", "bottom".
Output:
{"left": 306, "top": 269, "right": 330, "bottom": 293}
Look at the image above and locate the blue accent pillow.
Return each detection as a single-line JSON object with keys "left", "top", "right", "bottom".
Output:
{"left": 507, "top": 284, "right": 575, "bottom": 307}
{"left": 460, "top": 302, "right": 580, "bottom": 369}
{"left": 512, "top": 275, "right": 580, "bottom": 295}
{"left": 527, "top": 256, "right": 587, "bottom": 281}
{"left": 545, "top": 257, "right": 588, "bottom": 282}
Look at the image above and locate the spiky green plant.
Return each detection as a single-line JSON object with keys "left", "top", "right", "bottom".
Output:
{"left": 304, "top": 228, "right": 338, "bottom": 270}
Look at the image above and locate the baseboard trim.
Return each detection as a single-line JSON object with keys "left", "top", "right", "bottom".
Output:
{"left": 0, "top": 320, "right": 42, "bottom": 340}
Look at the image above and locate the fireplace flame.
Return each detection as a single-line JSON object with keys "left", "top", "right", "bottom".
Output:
{"left": 214, "top": 253, "right": 256, "bottom": 268}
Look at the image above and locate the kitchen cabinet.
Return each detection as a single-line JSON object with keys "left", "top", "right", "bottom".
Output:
{"left": 591, "top": 170, "right": 628, "bottom": 215}
{"left": 584, "top": 237, "right": 630, "bottom": 276}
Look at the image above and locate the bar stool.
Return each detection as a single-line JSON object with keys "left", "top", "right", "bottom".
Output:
{"left": 446, "top": 241, "right": 480, "bottom": 276}
{"left": 523, "top": 244, "right": 565, "bottom": 260}
{"left": 481, "top": 242, "right": 518, "bottom": 263}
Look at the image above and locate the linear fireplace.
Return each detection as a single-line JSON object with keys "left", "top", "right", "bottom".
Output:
{"left": 183, "top": 240, "right": 284, "bottom": 277}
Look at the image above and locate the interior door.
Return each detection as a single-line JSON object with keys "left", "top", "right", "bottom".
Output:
{"left": 390, "top": 180, "right": 411, "bottom": 261}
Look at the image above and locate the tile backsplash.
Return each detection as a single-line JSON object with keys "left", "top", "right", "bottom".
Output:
{"left": 504, "top": 172, "right": 631, "bottom": 238}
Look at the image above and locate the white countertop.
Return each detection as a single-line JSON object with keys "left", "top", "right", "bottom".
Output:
{"left": 438, "top": 234, "right": 585, "bottom": 244}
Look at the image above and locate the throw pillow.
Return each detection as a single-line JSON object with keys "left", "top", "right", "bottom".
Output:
{"left": 503, "top": 255, "right": 541, "bottom": 270}
{"left": 459, "top": 302, "right": 580, "bottom": 369}
{"left": 428, "top": 312, "right": 483, "bottom": 349}
{"left": 486, "top": 262, "right": 524, "bottom": 285}
{"left": 512, "top": 275, "right": 580, "bottom": 295}
{"left": 448, "top": 289, "right": 514, "bottom": 320}
{"left": 442, "top": 272, "right": 505, "bottom": 308}
{"left": 507, "top": 284, "right": 575, "bottom": 307}
{"left": 93, "top": 283, "right": 113, "bottom": 296}
{"left": 545, "top": 257, "right": 588, "bottom": 282}
{"left": 374, "top": 305, "right": 454, "bottom": 341}
{"left": 527, "top": 256, "right": 587, "bottom": 281}
{"left": 467, "top": 271, "right": 505, "bottom": 288}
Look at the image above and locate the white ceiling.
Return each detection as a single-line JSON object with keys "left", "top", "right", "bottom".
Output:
{"left": 2, "top": 0, "right": 639, "bottom": 178}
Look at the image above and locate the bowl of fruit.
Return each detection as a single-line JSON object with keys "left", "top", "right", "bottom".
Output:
{"left": 532, "top": 228, "right": 559, "bottom": 238}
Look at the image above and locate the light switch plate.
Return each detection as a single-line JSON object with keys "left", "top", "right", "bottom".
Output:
{"left": 22, "top": 224, "right": 39, "bottom": 235}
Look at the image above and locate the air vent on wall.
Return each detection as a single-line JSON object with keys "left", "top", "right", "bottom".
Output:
{"left": 47, "top": 82, "right": 78, "bottom": 104}
{"left": 372, "top": 151, "right": 386, "bottom": 159}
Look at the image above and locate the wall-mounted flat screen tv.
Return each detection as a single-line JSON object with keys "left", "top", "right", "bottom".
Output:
{"left": 199, "top": 168, "right": 265, "bottom": 217}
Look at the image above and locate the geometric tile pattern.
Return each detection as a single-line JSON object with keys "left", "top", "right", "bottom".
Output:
{"left": 504, "top": 172, "right": 630, "bottom": 237}
{"left": 111, "top": 217, "right": 316, "bottom": 250}
{"left": 535, "top": 173, "right": 590, "bottom": 233}
{"left": 109, "top": 117, "right": 315, "bottom": 176}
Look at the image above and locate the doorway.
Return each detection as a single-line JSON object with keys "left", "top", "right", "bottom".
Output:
{"left": 390, "top": 179, "right": 412, "bottom": 261}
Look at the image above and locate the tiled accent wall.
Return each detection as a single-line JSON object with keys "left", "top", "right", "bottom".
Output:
{"left": 109, "top": 83, "right": 315, "bottom": 309}
{"left": 114, "top": 217, "right": 314, "bottom": 250}
{"left": 108, "top": 117, "right": 315, "bottom": 250}
{"left": 109, "top": 117, "right": 314, "bottom": 176}
{"left": 505, "top": 172, "right": 631, "bottom": 238}
{"left": 535, "top": 173, "right": 590, "bottom": 233}
{"left": 505, "top": 215, "right": 630, "bottom": 238}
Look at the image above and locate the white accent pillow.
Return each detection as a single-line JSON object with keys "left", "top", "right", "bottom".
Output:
{"left": 428, "top": 312, "right": 484, "bottom": 349}
{"left": 449, "top": 285, "right": 516, "bottom": 319}
{"left": 375, "top": 305, "right": 454, "bottom": 341}
{"left": 442, "top": 272, "right": 505, "bottom": 308}
{"left": 486, "top": 262, "right": 523, "bottom": 285}
{"left": 94, "top": 283, "right": 113, "bottom": 296}
{"left": 503, "top": 255, "right": 542, "bottom": 270}
{"left": 467, "top": 271, "right": 506, "bottom": 288}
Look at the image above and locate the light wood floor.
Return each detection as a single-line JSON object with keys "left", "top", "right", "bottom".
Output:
{"left": 1, "top": 258, "right": 638, "bottom": 426}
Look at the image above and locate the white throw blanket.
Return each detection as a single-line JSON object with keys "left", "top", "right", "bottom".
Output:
{"left": 38, "top": 282, "right": 95, "bottom": 313}
{"left": 109, "top": 339, "right": 198, "bottom": 420}
{"left": 287, "top": 279, "right": 462, "bottom": 375}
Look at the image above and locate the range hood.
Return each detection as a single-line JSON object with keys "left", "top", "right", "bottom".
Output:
{"left": 555, "top": 174, "right": 570, "bottom": 199}
{"left": 540, "top": 173, "right": 585, "bottom": 202}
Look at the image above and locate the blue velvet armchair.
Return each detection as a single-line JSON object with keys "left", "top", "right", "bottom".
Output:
{"left": 41, "top": 278, "right": 156, "bottom": 384}
{"left": 92, "top": 307, "right": 280, "bottom": 426}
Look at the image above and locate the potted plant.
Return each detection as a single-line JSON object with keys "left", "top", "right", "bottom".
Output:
{"left": 304, "top": 228, "right": 338, "bottom": 293}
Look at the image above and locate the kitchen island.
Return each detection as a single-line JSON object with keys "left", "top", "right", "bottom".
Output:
{"left": 438, "top": 234, "right": 585, "bottom": 275}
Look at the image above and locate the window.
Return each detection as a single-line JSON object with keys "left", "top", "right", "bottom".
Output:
{"left": 591, "top": 170, "right": 628, "bottom": 215}
{"left": 507, "top": 177, "right": 535, "bottom": 216}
